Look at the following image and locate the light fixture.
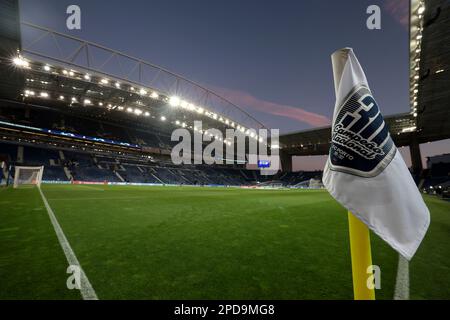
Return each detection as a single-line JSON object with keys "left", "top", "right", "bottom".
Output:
{"left": 418, "top": 5, "right": 425, "bottom": 15}
{"left": 139, "top": 88, "right": 147, "bottom": 95}
{"left": 180, "top": 100, "right": 188, "bottom": 108}
{"left": 13, "top": 56, "right": 29, "bottom": 68}
{"left": 84, "top": 74, "right": 91, "bottom": 80}
{"left": 40, "top": 92, "right": 49, "bottom": 98}
{"left": 84, "top": 99, "right": 92, "bottom": 105}
{"left": 59, "top": 95, "right": 65, "bottom": 100}
{"left": 151, "top": 92, "right": 159, "bottom": 99}
{"left": 100, "top": 78, "right": 109, "bottom": 85}
{"left": 44, "top": 65, "right": 51, "bottom": 71}
{"left": 115, "top": 82, "right": 121, "bottom": 89}
{"left": 161, "top": 116, "right": 166, "bottom": 121}
{"left": 169, "top": 96, "right": 181, "bottom": 107}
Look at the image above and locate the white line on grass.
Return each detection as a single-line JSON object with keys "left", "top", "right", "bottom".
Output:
{"left": 47, "top": 196, "right": 149, "bottom": 201}
{"left": 393, "top": 254, "right": 410, "bottom": 300}
{"left": 38, "top": 186, "right": 98, "bottom": 300}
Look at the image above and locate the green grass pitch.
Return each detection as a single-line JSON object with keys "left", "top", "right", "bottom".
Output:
{"left": 0, "top": 184, "right": 449, "bottom": 300}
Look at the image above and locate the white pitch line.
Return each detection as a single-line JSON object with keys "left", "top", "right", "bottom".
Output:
{"left": 38, "top": 186, "right": 98, "bottom": 300}
{"left": 394, "top": 254, "right": 410, "bottom": 300}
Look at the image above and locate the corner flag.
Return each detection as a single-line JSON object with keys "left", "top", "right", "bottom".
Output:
{"left": 323, "top": 48, "right": 430, "bottom": 261}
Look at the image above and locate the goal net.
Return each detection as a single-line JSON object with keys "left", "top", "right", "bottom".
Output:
{"left": 13, "top": 166, "right": 44, "bottom": 188}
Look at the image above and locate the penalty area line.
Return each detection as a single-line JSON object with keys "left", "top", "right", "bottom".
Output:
{"left": 393, "top": 254, "right": 410, "bottom": 300}
{"left": 38, "top": 186, "right": 98, "bottom": 300}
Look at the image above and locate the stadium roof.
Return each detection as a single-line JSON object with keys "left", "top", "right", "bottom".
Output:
{"left": 1, "top": 0, "right": 448, "bottom": 159}
{"left": 1, "top": 21, "right": 268, "bottom": 148}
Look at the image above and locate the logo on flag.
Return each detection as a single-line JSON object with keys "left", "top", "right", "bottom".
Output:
{"left": 329, "top": 85, "right": 396, "bottom": 177}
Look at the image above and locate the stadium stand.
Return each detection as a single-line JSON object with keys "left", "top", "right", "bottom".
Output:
{"left": 0, "top": 138, "right": 322, "bottom": 187}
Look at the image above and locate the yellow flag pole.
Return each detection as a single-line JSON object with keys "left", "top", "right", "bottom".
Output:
{"left": 331, "top": 48, "right": 375, "bottom": 300}
{"left": 348, "top": 212, "right": 375, "bottom": 300}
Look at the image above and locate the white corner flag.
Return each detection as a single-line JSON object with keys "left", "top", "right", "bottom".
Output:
{"left": 323, "top": 48, "right": 430, "bottom": 260}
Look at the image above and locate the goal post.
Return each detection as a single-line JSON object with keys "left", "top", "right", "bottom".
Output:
{"left": 13, "top": 166, "right": 44, "bottom": 188}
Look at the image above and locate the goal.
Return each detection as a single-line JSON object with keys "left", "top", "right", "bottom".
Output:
{"left": 13, "top": 166, "right": 44, "bottom": 188}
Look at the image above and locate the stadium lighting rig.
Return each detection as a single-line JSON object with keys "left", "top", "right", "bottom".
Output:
{"left": 16, "top": 54, "right": 263, "bottom": 144}
{"left": 410, "top": 1, "right": 425, "bottom": 122}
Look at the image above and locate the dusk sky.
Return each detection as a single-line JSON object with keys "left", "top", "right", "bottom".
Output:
{"left": 19, "top": 0, "right": 448, "bottom": 169}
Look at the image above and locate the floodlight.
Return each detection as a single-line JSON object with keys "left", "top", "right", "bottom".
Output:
{"left": 169, "top": 96, "right": 181, "bottom": 107}
{"left": 40, "top": 92, "right": 49, "bottom": 98}
{"left": 180, "top": 100, "right": 188, "bottom": 108}
{"left": 13, "top": 56, "right": 29, "bottom": 68}
{"left": 151, "top": 92, "right": 159, "bottom": 99}
{"left": 44, "top": 65, "right": 51, "bottom": 71}
{"left": 161, "top": 116, "right": 166, "bottom": 121}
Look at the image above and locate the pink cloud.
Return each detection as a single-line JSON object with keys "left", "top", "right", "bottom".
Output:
{"left": 383, "top": 0, "right": 409, "bottom": 29}
{"left": 212, "top": 86, "right": 331, "bottom": 128}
